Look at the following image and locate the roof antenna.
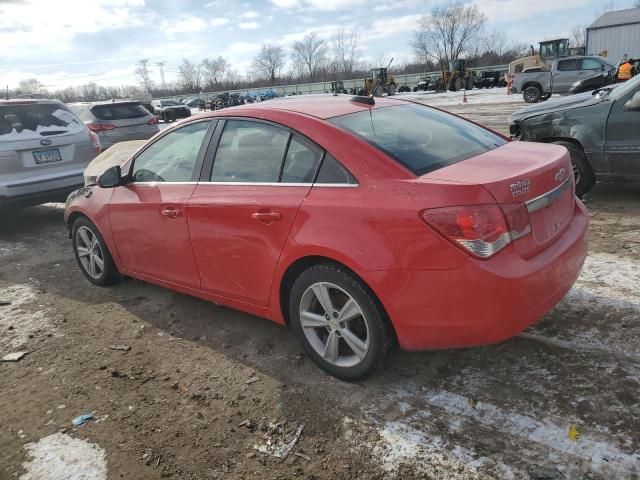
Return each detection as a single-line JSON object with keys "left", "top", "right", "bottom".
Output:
{"left": 350, "top": 57, "right": 394, "bottom": 106}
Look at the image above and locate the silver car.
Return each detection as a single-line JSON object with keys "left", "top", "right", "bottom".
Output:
{"left": 0, "top": 98, "right": 100, "bottom": 211}
{"left": 67, "top": 101, "right": 159, "bottom": 150}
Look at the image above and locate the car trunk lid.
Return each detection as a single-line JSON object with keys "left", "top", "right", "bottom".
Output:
{"left": 420, "top": 142, "right": 576, "bottom": 257}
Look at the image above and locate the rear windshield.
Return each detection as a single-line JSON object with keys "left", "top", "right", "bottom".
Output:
{"left": 330, "top": 104, "right": 506, "bottom": 175}
{"left": 161, "top": 100, "right": 180, "bottom": 106}
{"left": 91, "top": 103, "right": 149, "bottom": 120}
{"left": 0, "top": 103, "right": 84, "bottom": 138}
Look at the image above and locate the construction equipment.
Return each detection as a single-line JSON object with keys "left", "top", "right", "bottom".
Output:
{"left": 508, "top": 39, "right": 570, "bottom": 76}
{"left": 413, "top": 74, "right": 431, "bottom": 92}
{"left": 364, "top": 67, "right": 397, "bottom": 96}
{"left": 445, "top": 59, "right": 475, "bottom": 91}
{"left": 330, "top": 80, "right": 347, "bottom": 94}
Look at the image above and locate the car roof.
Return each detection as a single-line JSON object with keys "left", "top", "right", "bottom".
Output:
{"left": 0, "top": 98, "right": 64, "bottom": 106}
{"left": 206, "top": 94, "right": 410, "bottom": 120}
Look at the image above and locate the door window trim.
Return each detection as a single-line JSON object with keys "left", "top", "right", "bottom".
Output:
{"left": 199, "top": 116, "right": 358, "bottom": 187}
{"left": 125, "top": 119, "right": 218, "bottom": 184}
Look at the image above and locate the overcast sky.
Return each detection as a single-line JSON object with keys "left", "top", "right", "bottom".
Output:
{"left": 0, "top": 0, "right": 633, "bottom": 90}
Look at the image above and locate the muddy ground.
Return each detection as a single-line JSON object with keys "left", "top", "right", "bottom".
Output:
{"left": 1, "top": 95, "right": 639, "bottom": 479}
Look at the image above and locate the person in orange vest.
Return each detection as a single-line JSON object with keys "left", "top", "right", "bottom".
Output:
{"left": 617, "top": 59, "right": 634, "bottom": 81}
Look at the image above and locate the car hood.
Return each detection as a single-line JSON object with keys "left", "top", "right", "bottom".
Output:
{"left": 509, "top": 91, "right": 603, "bottom": 123}
{"left": 83, "top": 139, "right": 146, "bottom": 185}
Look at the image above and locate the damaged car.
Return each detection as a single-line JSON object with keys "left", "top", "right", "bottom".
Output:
{"left": 510, "top": 74, "right": 640, "bottom": 197}
{"left": 66, "top": 95, "right": 588, "bottom": 379}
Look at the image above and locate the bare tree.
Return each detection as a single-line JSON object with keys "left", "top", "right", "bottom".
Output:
{"left": 135, "top": 59, "right": 154, "bottom": 93}
{"left": 18, "top": 78, "right": 46, "bottom": 94}
{"left": 80, "top": 82, "right": 99, "bottom": 101}
{"left": 178, "top": 59, "right": 203, "bottom": 91}
{"left": 570, "top": 25, "right": 587, "bottom": 48}
{"left": 252, "top": 44, "right": 286, "bottom": 85}
{"left": 291, "top": 32, "right": 328, "bottom": 82}
{"left": 201, "top": 56, "right": 229, "bottom": 89}
{"left": 412, "top": 2, "right": 487, "bottom": 70}
{"left": 331, "top": 28, "right": 362, "bottom": 76}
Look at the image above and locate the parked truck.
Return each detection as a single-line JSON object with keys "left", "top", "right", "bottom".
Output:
{"left": 510, "top": 55, "right": 616, "bottom": 103}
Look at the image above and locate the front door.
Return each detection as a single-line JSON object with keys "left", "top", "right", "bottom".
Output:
{"left": 187, "top": 119, "right": 324, "bottom": 306}
{"left": 605, "top": 83, "right": 640, "bottom": 174}
{"left": 109, "top": 120, "right": 213, "bottom": 287}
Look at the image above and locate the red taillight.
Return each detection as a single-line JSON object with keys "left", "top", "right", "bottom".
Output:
{"left": 421, "top": 204, "right": 531, "bottom": 258}
{"left": 87, "top": 123, "right": 115, "bottom": 133}
{"left": 147, "top": 117, "right": 158, "bottom": 125}
{"left": 89, "top": 131, "right": 101, "bottom": 155}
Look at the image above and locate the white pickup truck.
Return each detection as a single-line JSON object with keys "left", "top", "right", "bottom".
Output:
{"left": 510, "top": 56, "right": 616, "bottom": 103}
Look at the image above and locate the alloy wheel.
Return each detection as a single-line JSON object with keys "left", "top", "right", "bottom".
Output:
{"left": 299, "top": 282, "right": 370, "bottom": 368}
{"left": 75, "top": 226, "right": 105, "bottom": 280}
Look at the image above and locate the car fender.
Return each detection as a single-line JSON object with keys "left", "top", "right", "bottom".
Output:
{"left": 65, "top": 187, "right": 122, "bottom": 269}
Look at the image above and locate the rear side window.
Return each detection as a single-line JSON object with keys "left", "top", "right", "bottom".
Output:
{"left": 211, "top": 120, "right": 289, "bottom": 183}
{"left": 91, "top": 104, "right": 149, "bottom": 120}
{"left": 330, "top": 104, "right": 506, "bottom": 176}
{"left": 581, "top": 59, "right": 602, "bottom": 70}
{"left": 316, "top": 154, "right": 357, "bottom": 184}
{"left": 281, "top": 136, "right": 323, "bottom": 183}
{"left": 557, "top": 59, "right": 579, "bottom": 71}
{"left": 0, "top": 103, "right": 84, "bottom": 137}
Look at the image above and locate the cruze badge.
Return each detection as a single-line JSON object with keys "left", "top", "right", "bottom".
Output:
{"left": 554, "top": 168, "right": 566, "bottom": 182}
{"left": 510, "top": 178, "right": 530, "bottom": 197}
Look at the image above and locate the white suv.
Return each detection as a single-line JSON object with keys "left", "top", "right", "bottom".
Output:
{"left": 0, "top": 98, "right": 100, "bottom": 211}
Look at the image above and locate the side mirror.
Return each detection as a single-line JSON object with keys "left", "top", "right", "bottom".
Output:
{"left": 97, "top": 165, "right": 125, "bottom": 188}
{"left": 624, "top": 91, "right": 640, "bottom": 112}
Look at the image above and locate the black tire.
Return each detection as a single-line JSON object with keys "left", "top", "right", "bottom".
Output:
{"left": 523, "top": 85, "right": 542, "bottom": 103}
{"left": 288, "top": 264, "right": 393, "bottom": 380}
{"left": 552, "top": 141, "right": 595, "bottom": 198}
{"left": 71, "top": 217, "right": 120, "bottom": 286}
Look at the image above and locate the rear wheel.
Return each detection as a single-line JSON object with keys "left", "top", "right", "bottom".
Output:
{"left": 552, "top": 141, "right": 595, "bottom": 198}
{"left": 72, "top": 217, "right": 120, "bottom": 286}
{"left": 288, "top": 264, "right": 392, "bottom": 380}
{"left": 523, "top": 85, "right": 542, "bottom": 103}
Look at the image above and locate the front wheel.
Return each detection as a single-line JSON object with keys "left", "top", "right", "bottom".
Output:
{"left": 523, "top": 85, "right": 542, "bottom": 103}
{"left": 72, "top": 217, "right": 120, "bottom": 286}
{"left": 552, "top": 141, "right": 595, "bottom": 198}
{"left": 288, "top": 264, "right": 393, "bottom": 380}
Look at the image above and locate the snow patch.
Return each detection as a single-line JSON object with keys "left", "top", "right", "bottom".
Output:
{"left": 572, "top": 252, "right": 640, "bottom": 306}
{"left": 0, "top": 241, "right": 27, "bottom": 258}
{"left": 20, "top": 433, "right": 107, "bottom": 480}
{"left": 0, "top": 284, "right": 52, "bottom": 352}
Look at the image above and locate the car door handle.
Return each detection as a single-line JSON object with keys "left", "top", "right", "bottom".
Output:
{"left": 251, "top": 211, "right": 281, "bottom": 223}
{"left": 161, "top": 207, "right": 182, "bottom": 218}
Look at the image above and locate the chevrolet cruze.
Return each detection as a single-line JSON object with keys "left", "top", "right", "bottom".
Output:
{"left": 64, "top": 95, "right": 588, "bottom": 379}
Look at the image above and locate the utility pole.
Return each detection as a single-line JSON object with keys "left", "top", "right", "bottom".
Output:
{"left": 156, "top": 62, "right": 166, "bottom": 90}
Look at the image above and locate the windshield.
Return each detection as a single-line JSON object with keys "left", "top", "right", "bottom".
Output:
{"left": 91, "top": 103, "right": 149, "bottom": 120}
{"left": 608, "top": 74, "right": 640, "bottom": 101}
{"left": 0, "top": 103, "right": 84, "bottom": 137}
{"left": 330, "top": 104, "right": 507, "bottom": 175}
{"left": 161, "top": 100, "right": 180, "bottom": 106}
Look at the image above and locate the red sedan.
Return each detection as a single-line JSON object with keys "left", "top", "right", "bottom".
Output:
{"left": 64, "top": 95, "right": 588, "bottom": 379}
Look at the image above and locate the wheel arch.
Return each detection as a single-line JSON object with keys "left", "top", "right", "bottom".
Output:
{"left": 539, "top": 137, "right": 593, "bottom": 169}
{"left": 277, "top": 255, "right": 398, "bottom": 344}
{"left": 522, "top": 81, "right": 543, "bottom": 91}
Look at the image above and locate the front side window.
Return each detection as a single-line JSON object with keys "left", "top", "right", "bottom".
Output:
{"left": 330, "top": 104, "right": 506, "bottom": 176}
{"left": 131, "top": 121, "right": 210, "bottom": 182}
{"left": 581, "top": 59, "right": 603, "bottom": 71}
{"left": 211, "top": 120, "right": 289, "bottom": 183}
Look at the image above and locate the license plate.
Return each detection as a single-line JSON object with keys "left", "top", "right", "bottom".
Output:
{"left": 33, "top": 148, "right": 62, "bottom": 164}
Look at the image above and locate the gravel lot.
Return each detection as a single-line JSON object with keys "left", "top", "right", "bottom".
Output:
{"left": 1, "top": 91, "right": 639, "bottom": 479}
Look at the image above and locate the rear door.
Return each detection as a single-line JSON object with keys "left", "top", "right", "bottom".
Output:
{"left": 605, "top": 82, "right": 640, "bottom": 173}
{"left": 187, "top": 119, "right": 323, "bottom": 306}
{"left": 108, "top": 120, "right": 214, "bottom": 287}
{"left": 553, "top": 59, "right": 580, "bottom": 92}
{"left": 0, "top": 102, "right": 93, "bottom": 195}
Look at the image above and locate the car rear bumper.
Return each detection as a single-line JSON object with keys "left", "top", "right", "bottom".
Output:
{"left": 0, "top": 170, "right": 84, "bottom": 211}
{"left": 366, "top": 199, "right": 589, "bottom": 350}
